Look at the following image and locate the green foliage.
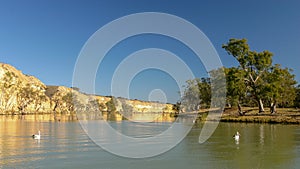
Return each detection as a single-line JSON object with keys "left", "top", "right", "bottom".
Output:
{"left": 209, "top": 68, "right": 226, "bottom": 108}
{"left": 294, "top": 85, "right": 300, "bottom": 108}
{"left": 181, "top": 79, "right": 200, "bottom": 111}
{"left": 264, "top": 64, "right": 297, "bottom": 107}
{"left": 223, "top": 38, "right": 297, "bottom": 113}
{"left": 181, "top": 77, "right": 212, "bottom": 111}
{"left": 224, "top": 67, "right": 247, "bottom": 107}
{"left": 181, "top": 38, "right": 299, "bottom": 115}
{"left": 223, "top": 39, "right": 270, "bottom": 112}
{"left": 197, "top": 78, "right": 212, "bottom": 108}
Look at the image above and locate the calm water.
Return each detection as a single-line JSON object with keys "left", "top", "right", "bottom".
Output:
{"left": 1, "top": 115, "right": 300, "bottom": 169}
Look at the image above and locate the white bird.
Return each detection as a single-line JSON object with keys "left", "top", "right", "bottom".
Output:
{"left": 233, "top": 131, "right": 240, "bottom": 141}
{"left": 32, "top": 130, "right": 41, "bottom": 140}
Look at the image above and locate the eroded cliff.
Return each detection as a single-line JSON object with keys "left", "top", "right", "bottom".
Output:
{"left": 0, "top": 63, "right": 175, "bottom": 117}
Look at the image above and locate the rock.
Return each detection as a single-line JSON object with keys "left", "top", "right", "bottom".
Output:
{"left": 0, "top": 63, "right": 175, "bottom": 116}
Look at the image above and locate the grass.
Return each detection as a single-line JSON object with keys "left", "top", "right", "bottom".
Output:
{"left": 219, "top": 107, "right": 300, "bottom": 124}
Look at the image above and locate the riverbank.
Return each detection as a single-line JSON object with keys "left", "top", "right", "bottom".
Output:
{"left": 1, "top": 107, "right": 300, "bottom": 124}
{"left": 219, "top": 107, "right": 300, "bottom": 124}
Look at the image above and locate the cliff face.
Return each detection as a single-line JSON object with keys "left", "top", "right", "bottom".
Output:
{"left": 0, "top": 63, "right": 51, "bottom": 114}
{"left": 0, "top": 63, "right": 175, "bottom": 116}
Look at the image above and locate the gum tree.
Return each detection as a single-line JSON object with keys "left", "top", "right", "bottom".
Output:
{"left": 223, "top": 38, "right": 273, "bottom": 113}
{"left": 264, "top": 64, "right": 297, "bottom": 113}
{"left": 225, "top": 67, "right": 247, "bottom": 115}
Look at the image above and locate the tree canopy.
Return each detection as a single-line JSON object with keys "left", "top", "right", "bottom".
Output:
{"left": 181, "top": 38, "right": 298, "bottom": 115}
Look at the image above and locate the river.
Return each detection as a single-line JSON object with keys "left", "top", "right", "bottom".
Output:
{"left": 0, "top": 115, "right": 299, "bottom": 169}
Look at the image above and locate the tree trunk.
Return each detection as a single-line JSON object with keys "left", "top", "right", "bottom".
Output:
{"left": 270, "top": 101, "right": 277, "bottom": 114}
{"left": 258, "top": 99, "right": 265, "bottom": 113}
{"left": 238, "top": 101, "right": 244, "bottom": 116}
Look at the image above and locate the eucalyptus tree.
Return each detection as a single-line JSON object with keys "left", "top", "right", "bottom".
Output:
{"left": 295, "top": 85, "right": 300, "bottom": 108}
{"left": 264, "top": 64, "right": 297, "bottom": 113}
{"left": 223, "top": 38, "right": 273, "bottom": 113}
{"left": 225, "top": 67, "right": 247, "bottom": 115}
{"left": 181, "top": 79, "right": 201, "bottom": 111}
{"left": 197, "top": 78, "right": 211, "bottom": 108}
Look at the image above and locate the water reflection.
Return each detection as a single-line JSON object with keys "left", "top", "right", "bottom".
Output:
{"left": 259, "top": 125, "right": 264, "bottom": 145}
{"left": 0, "top": 114, "right": 78, "bottom": 122}
{"left": 0, "top": 115, "right": 299, "bottom": 169}
{"left": 202, "top": 123, "right": 299, "bottom": 169}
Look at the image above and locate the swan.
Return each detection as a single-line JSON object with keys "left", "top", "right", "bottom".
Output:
{"left": 233, "top": 131, "right": 240, "bottom": 141}
{"left": 32, "top": 130, "right": 41, "bottom": 140}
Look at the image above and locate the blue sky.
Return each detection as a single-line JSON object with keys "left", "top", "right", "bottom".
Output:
{"left": 1, "top": 0, "right": 300, "bottom": 103}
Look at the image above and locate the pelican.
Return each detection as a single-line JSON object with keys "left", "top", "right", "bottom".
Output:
{"left": 233, "top": 131, "right": 240, "bottom": 141}
{"left": 32, "top": 130, "right": 41, "bottom": 140}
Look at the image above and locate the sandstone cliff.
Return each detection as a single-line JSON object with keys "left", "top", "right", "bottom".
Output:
{"left": 0, "top": 63, "right": 175, "bottom": 117}
{"left": 0, "top": 63, "right": 50, "bottom": 114}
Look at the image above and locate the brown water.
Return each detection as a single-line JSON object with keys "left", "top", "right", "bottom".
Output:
{"left": 0, "top": 115, "right": 299, "bottom": 169}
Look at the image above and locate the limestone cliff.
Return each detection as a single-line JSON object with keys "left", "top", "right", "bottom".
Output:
{"left": 0, "top": 63, "right": 175, "bottom": 117}
{"left": 0, "top": 63, "right": 51, "bottom": 114}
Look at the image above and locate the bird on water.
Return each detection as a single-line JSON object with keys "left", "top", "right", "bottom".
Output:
{"left": 32, "top": 130, "right": 41, "bottom": 140}
{"left": 233, "top": 131, "right": 240, "bottom": 141}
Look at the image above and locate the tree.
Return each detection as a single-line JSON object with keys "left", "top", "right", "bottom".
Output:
{"left": 181, "top": 79, "right": 200, "bottom": 111}
{"left": 223, "top": 38, "right": 273, "bottom": 113}
{"left": 264, "top": 64, "right": 297, "bottom": 113}
{"left": 294, "top": 85, "right": 300, "bottom": 108}
{"left": 197, "top": 78, "right": 211, "bottom": 108}
{"left": 209, "top": 68, "right": 226, "bottom": 110}
{"left": 181, "top": 71, "right": 226, "bottom": 111}
{"left": 225, "top": 67, "right": 247, "bottom": 115}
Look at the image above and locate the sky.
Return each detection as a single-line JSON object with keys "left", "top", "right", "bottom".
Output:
{"left": 1, "top": 0, "right": 300, "bottom": 103}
